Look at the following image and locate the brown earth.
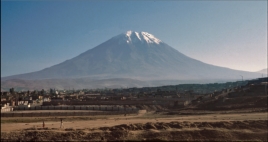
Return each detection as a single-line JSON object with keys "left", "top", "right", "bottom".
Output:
{"left": 1, "top": 111, "right": 267, "bottom": 141}
{"left": 1, "top": 120, "right": 267, "bottom": 141}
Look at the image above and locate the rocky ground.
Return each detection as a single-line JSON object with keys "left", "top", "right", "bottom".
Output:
{"left": 1, "top": 110, "right": 267, "bottom": 142}
{"left": 1, "top": 120, "right": 267, "bottom": 141}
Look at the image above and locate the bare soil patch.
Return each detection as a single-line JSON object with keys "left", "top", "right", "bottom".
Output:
{"left": 1, "top": 120, "right": 267, "bottom": 141}
{"left": 1, "top": 111, "right": 267, "bottom": 141}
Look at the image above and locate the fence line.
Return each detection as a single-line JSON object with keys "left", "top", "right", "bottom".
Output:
{"left": 13, "top": 105, "right": 138, "bottom": 111}
{"left": 1, "top": 110, "right": 138, "bottom": 117}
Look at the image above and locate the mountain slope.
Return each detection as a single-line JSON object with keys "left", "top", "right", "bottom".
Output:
{"left": 257, "top": 68, "right": 267, "bottom": 75}
{"left": 2, "top": 31, "right": 261, "bottom": 81}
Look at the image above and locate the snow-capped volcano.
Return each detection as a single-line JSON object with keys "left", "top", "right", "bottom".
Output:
{"left": 114, "top": 31, "right": 162, "bottom": 44}
{"left": 2, "top": 31, "right": 261, "bottom": 81}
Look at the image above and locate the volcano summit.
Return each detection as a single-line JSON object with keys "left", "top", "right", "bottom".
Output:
{"left": 2, "top": 31, "right": 261, "bottom": 82}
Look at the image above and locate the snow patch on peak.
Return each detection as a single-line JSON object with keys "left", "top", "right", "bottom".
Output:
{"left": 126, "top": 31, "right": 132, "bottom": 37}
{"left": 134, "top": 32, "right": 141, "bottom": 41}
{"left": 123, "top": 30, "right": 133, "bottom": 43}
{"left": 140, "top": 31, "right": 162, "bottom": 44}
{"left": 115, "top": 31, "right": 162, "bottom": 45}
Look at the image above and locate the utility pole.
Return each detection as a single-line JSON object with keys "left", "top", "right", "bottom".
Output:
{"left": 240, "top": 75, "right": 243, "bottom": 81}
{"left": 265, "top": 82, "right": 267, "bottom": 96}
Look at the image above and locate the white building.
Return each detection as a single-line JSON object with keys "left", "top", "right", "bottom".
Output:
{"left": 1, "top": 103, "right": 13, "bottom": 113}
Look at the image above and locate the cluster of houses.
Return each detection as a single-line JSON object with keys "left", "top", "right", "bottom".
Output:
{"left": 1, "top": 87, "right": 190, "bottom": 111}
{"left": 1, "top": 77, "right": 267, "bottom": 112}
{"left": 1, "top": 90, "right": 45, "bottom": 112}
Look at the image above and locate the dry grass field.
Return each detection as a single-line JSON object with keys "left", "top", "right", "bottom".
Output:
{"left": 1, "top": 110, "right": 267, "bottom": 141}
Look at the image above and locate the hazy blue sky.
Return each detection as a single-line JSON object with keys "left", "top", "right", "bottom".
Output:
{"left": 1, "top": 0, "right": 267, "bottom": 77}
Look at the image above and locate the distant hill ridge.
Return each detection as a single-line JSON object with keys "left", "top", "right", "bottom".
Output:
{"left": 256, "top": 68, "right": 267, "bottom": 75}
